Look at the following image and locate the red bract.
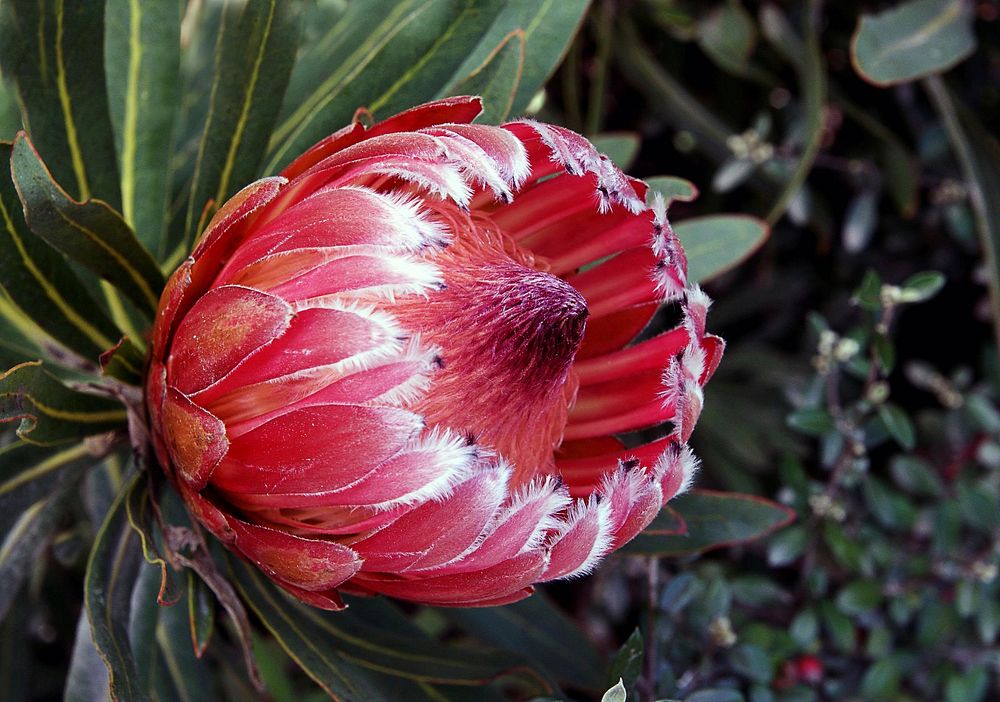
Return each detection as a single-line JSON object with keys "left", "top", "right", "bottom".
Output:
{"left": 147, "top": 97, "right": 723, "bottom": 609}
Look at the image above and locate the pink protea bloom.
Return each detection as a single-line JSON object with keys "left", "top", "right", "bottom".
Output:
{"left": 147, "top": 97, "right": 723, "bottom": 609}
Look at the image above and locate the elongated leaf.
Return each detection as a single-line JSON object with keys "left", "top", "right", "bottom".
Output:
{"left": 760, "top": 1, "right": 825, "bottom": 225}
{"left": 0, "top": 143, "right": 121, "bottom": 360}
{"left": 0, "top": 472, "right": 80, "bottom": 619}
{"left": 0, "top": 439, "right": 96, "bottom": 535}
{"left": 851, "top": 0, "right": 975, "bottom": 86}
{"left": 442, "top": 593, "right": 601, "bottom": 691}
{"left": 0, "top": 588, "right": 30, "bottom": 702}
{"left": 182, "top": 0, "right": 302, "bottom": 243}
{"left": 65, "top": 610, "right": 113, "bottom": 702}
{"left": 266, "top": 0, "right": 589, "bottom": 174}
{"left": 84, "top": 470, "right": 147, "bottom": 702}
{"left": 0, "top": 361, "right": 126, "bottom": 445}
{"left": 674, "top": 215, "right": 769, "bottom": 283}
{"left": 0, "top": 0, "right": 120, "bottom": 205}
{"left": 621, "top": 490, "right": 795, "bottom": 556}
{"left": 265, "top": 0, "right": 504, "bottom": 173}
{"left": 924, "top": 77, "right": 1000, "bottom": 350}
{"left": 592, "top": 133, "right": 641, "bottom": 171}
{"left": 0, "top": 295, "right": 44, "bottom": 370}
{"left": 99, "top": 337, "right": 145, "bottom": 386}
{"left": 11, "top": 133, "right": 165, "bottom": 315}
{"left": 450, "top": 29, "right": 526, "bottom": 124}
{"left": 227, "top": 556, "right": 546, "bottom": 696}
{"left": 105, "top": 0, "right": 183, "bottom": 253}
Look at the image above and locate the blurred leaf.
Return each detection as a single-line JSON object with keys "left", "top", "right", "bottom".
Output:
{"left": 84, "top": 470, "right": 147, "bottom": 702}
{"left": 731, "top": 576, "right": 790, "bottom": 607}
{"left": 0, "top": 361, "right": 126, "bottom": 445}
{"left": 622, "top": 490, "right": 795, "bottom": 556}
{"left": 766, "top": 525, "right": 807, "bottom": 567}
{"left": 686, "top": 690, "right": 744, "bottom": 702}
{"left": 674, "top": 215, "right": 769, "bottom": 283}
{"left": 0, "top": 588, "right": 29, "bottom": 701}
{"left": 820, "top": 602, "right": 855, "bottom": 653}
{"left": 0, "top": 142, "right": 121, "bottom": 360}
{"left": 182, "top": 0, "right": 302, "bottom": 246}
{"left": 956, "top": 481, "right": 1000, "bottom": 532}
{"left": 924, "top": 79, "right": 1000, "bottom": 348}
{"left": 890, "top": 455, "right": 944, "bottom": 497}
{"left": 862, "top": 477, "right": 917, "bottom": 530}
{"left": 227, "top": 556, "right": 548, "bottom": 697}
{"left": 105, "top": 0, "right": 182, "bottom": 254}
{"left": 860, "top": 656, "right": 902, "bottom": 700}
{"left": 11, "top": 134, "right": 164, "bottom": 316}
{"left": 605, "top": 629, "right": 643, "bottom": 691}
{"left": 899, "top": 270, "right": 946, "bottom": 302}
{"left": 786, "top": 408, "right": 835, "bottom": 436}
{"left": 945, "top": 667, "right": 989, "bottom": 702}
{"left": 851, "top": 0, "right": 975, "bottom": 86}
{"left": 592, "top": 133, "right": 641, "bottom": 171}
{"left": 877, "top": 403, "right": 916, "bottom": 449}
{"left": 645, "top": 176, "right": 699, "bottom": 208}
{"left": 729, "top": 644, "right": 772, "bottom": 684}
{"left": 451, "top": 29, "right": 525, "bottom": 124}
{"left": 789, "top": 609, "right": 819, "bottom": 649}
{"left": 443, "top": 591, "right": 602, "bottom": 690}
{"left": 762, "top": 2, "right": 825, "bottom": 225}
{"left": 842, "top": 189, "right": 879, "bottom": 253}
{"left": 0, "top": 0, "right": 121, "bottom": 205}
{"left": 835, "top": 581, "right": 882, "bottom": 617}
{"left": 712, "top": 158, "right": 757, "bottom": 194}
{"left": 697, "top": 1, "right": 757, "bottom": 77}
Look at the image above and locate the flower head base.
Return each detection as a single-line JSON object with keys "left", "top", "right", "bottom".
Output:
{"left": 148, "top": 97, "right": 723, "bottom": 609}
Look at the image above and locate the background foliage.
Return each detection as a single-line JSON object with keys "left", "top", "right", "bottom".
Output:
{"left": 0, "top": 0, "right": 997, "bottom": 701}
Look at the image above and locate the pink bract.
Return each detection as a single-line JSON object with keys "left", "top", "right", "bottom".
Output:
{"left": 147, "top": 97, "right": 723, "bottom": 609}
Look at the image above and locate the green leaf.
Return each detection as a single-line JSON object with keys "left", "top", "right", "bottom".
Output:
{"left": 945, "top": 667, "right": 989, "bottom": 702}
{"left": 697, "top": 1, "right": 757, "bottom": 76}
{"left": 84, "top": 470, "right": 148, "bottom": 702}
{"left": 762, "top": 2, "right": 825, "bottom": 225}
{"left": 443, "top": 592, "right": 602, "bottom": 690}
{"left": 860, "top": 657, "right": 902, "bottom": 700}
{"left": 266, "top": 0, "right": 589, "bottom": 173}
{"left": 0, "top": 471, "right": 80, "bottom": 619}
{"left": 0, "top": 0, "right": 121, "bottom": 205}
{"left": 686, "top": 690, "right": 744, "bottom": 702}
{"left": 645, "top": 176, "right": 699, "bottom": 208}
{"left": 728, "top": 644, "right": 772, "bottom": 684}
{"left": 835, "top": 580, "right": 882, "bottom": 617}
{"left": 181, "top": 0, "right": 302, "bottom": 248}
{"left": 227, "top": 556, "right": 547, "bottom": 698}
{"left": 450, "top": 29, "right": 526, "bottom": 124}
{"left": 674, "top": 215, "right": 769, "bottom": 283}
{"left": 923, "top": 79, "right": 1000, "bottom": 349}
{"left": 0, "top": 587, "right": 30, "bottom": 701}
{"left": 0, "top": 440, "right": 95, "bottom": 536}
{"left": 98, "top": 337, "right": 145, "bottom": 386}
{"left": 899, "top": 270, "right": 946, "bottom": 302}
{"left": 65, "top": 610, "right": 112, "bottom": 702}
{"left": 766, "top": 526, "right": 807, "bottom": 567}
{"left": 877, "top": 403, "right": 916, "bottom": 450}
{"left": 592, "top": 133, "right": 641, "bottom": 171}
{"left": 851, "top": 0, "right": 975, "bottom": 86}
{"left": 786, "top": 408, "right": 835, "bottom": 436}
{"left": 605, "top": 629, "right": 643, "bottom": 690}
{"left": 0, "top": 142, "right": 122, "bottom": 360}
{"left": 0, "top": 361, "right": 127, "bottom": 445}
{"left": 187, "top": 570, "right": 216, "bottom": 658}
{"left": 621, "top": 490, "right": 795, "bottom": 557}
{"left": 155, "top": 582, "right": 217, "bottom": 702}
{"left": 265, "top": 0, "right": 504, "bottom": 174}
{"left": 889, "top": 455, "right": 944, "bottom": 497}
{"left": 10, "top": 134, "right": 165, "bottom": 316}
{"left": 105, "top": 0, "right": 182, "bottom": 254}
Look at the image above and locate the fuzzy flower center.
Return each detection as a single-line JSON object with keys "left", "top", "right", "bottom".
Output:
{"left": 391, "top": 208, "right": 586, "bottom": 484}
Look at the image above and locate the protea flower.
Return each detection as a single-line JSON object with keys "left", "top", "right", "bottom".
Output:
{"left": 147, "top": 96, "right": 723, "bottom": 609}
